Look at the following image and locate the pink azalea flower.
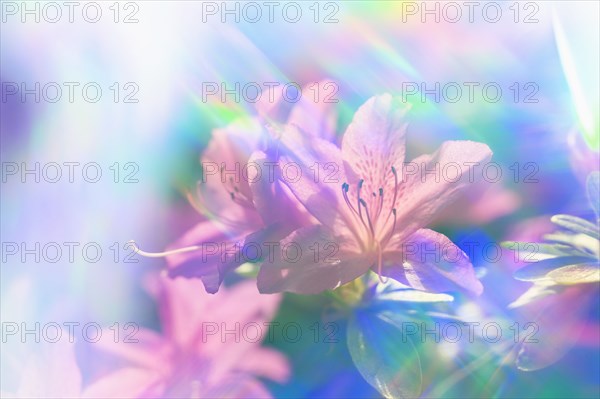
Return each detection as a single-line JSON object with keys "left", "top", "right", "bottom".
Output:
{"left": 135, "top": 118, "right": 305, "bottom": 293}
{"left": 2, "top": 333, "right": 159, "bottom": 399}
{"left": 258, "top": 94, "right": 492, "bottom": 295}
{"left": 96, "top": 276, "right": 289, "bottom": 398}
{"left": 136, "top": 83, "right": 338, "bottom": 293}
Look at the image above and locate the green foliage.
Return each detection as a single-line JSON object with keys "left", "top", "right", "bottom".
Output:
{"left": 347, "top": 311, "right": 422, "bottom": 399}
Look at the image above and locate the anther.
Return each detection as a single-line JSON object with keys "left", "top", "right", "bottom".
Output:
{"left": 341, "top": 182, "right": 360, "bottom": 217}
{"left": 376, "top": 187, "right": 384, "bottom": 219}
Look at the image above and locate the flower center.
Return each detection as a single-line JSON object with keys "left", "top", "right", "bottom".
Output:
{"left": 340, "top": 166, "right": 400, "bottom": 280}
{"left": 341, "top": 166, "right": 399, "bottom": 244}
{"left": 220, "top": 167, "right": 254, "bottom": 209}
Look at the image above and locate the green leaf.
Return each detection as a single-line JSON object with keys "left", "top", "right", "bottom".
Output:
{"left": 234, "top": 262, "right": 260, "bottom": 277}
{"left": 347, "top": 312, "right": 422, "bottom": 399}
{"left": 551, "top": 214, "right": 599, "bottom": 238}
{"left": 546, "top": 263, "right": 600, "bottom": 284}
{"left": 543, "top": 232, "right": 600, "bottom": 257}
{"left": 508, "top": 283, "right": 560, "bottom": 308}
{"left": 514, "top": 256, "right": 597, "bottom": 282}
{"left": 501, "top": 241, "right": 581, "bottom": 261}
{"left": 587, "top": 171, "right": 600, "bottom": 218}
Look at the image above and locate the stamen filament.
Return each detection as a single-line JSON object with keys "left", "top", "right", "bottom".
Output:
{"left": 385, "top": 166, "right": 400, "bottom": 226}
{"left": 127, "top": 240, "right": 200, "bottom": 258}
{"left": 228, "top": 189, "right": 255, "bottom": 209}
{"left": 340, "top": 183, "right": 369, "bottom": 251}
{"left": 357, "top": 179, "right": 364, "bottom": 220}
{"left": 359, "top": 198, "right": 375, "bottom": 237}
{"left": 382, "top": 208, "right": 398, "bottom": 247}
{"left": 376, "top": 241, "right": 389, "bottom": 284}
{"left": 376, "top": 187, "right": 384, "bottom": 220}
{"left": 342, "top": 183, "right": 360, "bottom": 216}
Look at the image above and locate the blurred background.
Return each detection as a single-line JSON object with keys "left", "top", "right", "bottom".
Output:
{"left": 1, "top": 1, "right": 598, "bottom": 398}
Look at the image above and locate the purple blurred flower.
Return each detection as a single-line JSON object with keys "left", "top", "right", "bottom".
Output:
{"left": 162, "top": 118, "right": 304, "bottom": 293}
{"left": 96, "top": 276, "right": 289, "bottom": 398}
{"left": 2, "top": 334, "right": 157, "bottom": 399}
{"left": 142, "top": 82, "right": 340, "bottom": 293}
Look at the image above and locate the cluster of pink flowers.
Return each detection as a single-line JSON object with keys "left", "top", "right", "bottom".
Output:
{"left": 3, "top": 277, "right": 288, "bottom": 399}
{"left": 4, "top": 85, "right": 495, "bottom": 399}
{"left": 159, "top": 86, "right": 493, "bottom": 297}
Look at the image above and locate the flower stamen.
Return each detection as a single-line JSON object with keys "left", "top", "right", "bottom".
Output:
{"left": 357, "top": 179, "right": 365, "bottom": 220}
{"left": 376, "top": 241, "right": 389, "bottom": 284}
{"left": 376, "top": 187, "right": 384, "bottom": 220}
{"left": 341, "top": 183, "right": 360, "bottom": 217}
{"left": 385, "top": 166, "right": 400, "bottom": 226}
{"left": 382, "top": 208, "right": 398, "bottom": 247}
{"left": 359, "top": 198, "right": 375, "bottom": 238}
{"left": 127, "top": 240, "right": 200, "bottom": 258}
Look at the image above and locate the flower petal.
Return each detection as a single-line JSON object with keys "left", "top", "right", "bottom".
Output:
{"left": 394, "top": 140, "right": 493, "bottom": 240}
{"left": 247, "top": 150, "right": 305, "bottom": 229}
{"left": 166, "top": 220, "right": 249, "bottom": 293}
{"left": 341, "top": 94, "right": 410, "bottom": 191}
{"left": 194, "top": 280, "right": 284, "bottom": 387}
{"left": 287, "top": 80, "right": 338, "bottom": 141}
{"left": 203, "top": 375, "right": 273, "bottom": 399}
{"left": 94, "top": 328, "right": 170, "bottom": 371}
{"left": 204, "top": 118, "right": 264, "bottom": 167}
{"left": 257, "top": 80, "right": 337, "bottom": 142}
{"left": 197, "top": 117, "right": 265, "bottom": 225}
{"left": 277, "top": 125, "right": 355, "bottom": 238}
{"left": 257, "top": 225, "right": 373, "bottom": 294}
{"left": 236, "top": 347, "right": 290, "bottom": 384}
{"left": 16, "top": 338, "right": 82, "bottom": 398}
{"left": 82, "top": 368, "right": 165, "bottom": 399}
{"left": 156, "top": 277, "right": 280, "bottom": 355}
{"left": 380, "top": 229, "right": 483, "bottom": 295}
